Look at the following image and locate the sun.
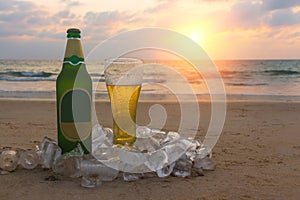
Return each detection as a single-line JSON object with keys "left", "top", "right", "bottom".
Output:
{"left": 189, "top": 32, "right": 200, "bottom": 42}
{"left": 177, "top": 26, "right": 215, "bottom": 54}
{"left": 177, "top": 26, "right": 210, "bottom": 46}
{"left": 176, "top": 26, "right": 204, "bottom": 44}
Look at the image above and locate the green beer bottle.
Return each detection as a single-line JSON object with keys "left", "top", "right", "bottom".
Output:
{"left": 56, "top": 28, "right": 92, "bottom": 154}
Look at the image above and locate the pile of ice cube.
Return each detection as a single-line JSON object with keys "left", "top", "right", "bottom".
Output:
{"left": 0, "top": 124, "right": 215, "bottom": 188}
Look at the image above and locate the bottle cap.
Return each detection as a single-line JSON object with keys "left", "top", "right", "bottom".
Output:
{"left": 67, "top": 28, "right": 81, "bottom": 34}
{"left": 67, "top": 28, "right": 81, "bottom": 38}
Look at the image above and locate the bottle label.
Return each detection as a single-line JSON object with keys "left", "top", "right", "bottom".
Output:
{"left": 59, "top": 88, "right": 91, "bottom": 142}
{"left": 63, "top": 55, "right": 84, "bottom": 66}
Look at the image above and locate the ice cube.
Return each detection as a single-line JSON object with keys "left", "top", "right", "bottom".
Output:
{"left": 133, "top": 137, "right": 160, "bottom": 153}
{"left": 162, "top": 139, "right": 192, "bottom": 164}
{"left": 92, "top": 124, "right": 103, "bottom": 140}
{"left": 81, "top": 175, "right": 102, "bottom": 188}
{"left": 118, "top": 160, "right": 149, "bottom": 173}
{"left": 145, "top": 150, "right": 168, "bottom": 172}
{"left": 19, "top": 150, "right": 40, "bottom": 170}
{"left": 187, "top": 138, "right": 202, "bottom": 152}
{"left": 119, "top": 147, "right": 146, "bottom": 167}
{"left": 193, "top": 139, "right": 202, "bottom": 148}
{"left": 172, "top": 169, "right": 190, "bottom": 177}
{"left": 52, "top": 156, "right": 82, "bottom": 178}
{"left": 172, "top": 154, "right": 192, "bottom": 177}
{"left": 194, "top": 156, "right": 215, "bottom": 171}
{"left": 103, "top": 127, "right": 113, "bottom": 143}
{"left": 123, "top": 172, "right": 142, "bottom": 181}
{"left": 81, "top": 159, "right": 119, "bottom": 181}
{"left": 92, "top": 124, "right": 113, "bottom": 151}
{"left": 151, "top": 129, "right": 166, "bottom": 135}
{"left": 191, "top": 167, "right": 204, "bottom": 177}
{"left": 52, "top": 143, "right": 84, "bottom": 177}
{"left": 63, "top": 143, "right": 85, "bottom": 158}
{"left": 136, "top": 126, "right": 152, "bottom": 138}
{"left": 156, "top": 162, "right": 175, "bottom": 178}
{"left": 175, "top": 154, "right": 193, "bottom": 171}
{"left": 93, "top": 145, "right": 120, "bottom": 161}
{"left": 161, "top": 131, "right": 180, "bottom": 145}
{"left": 117, "top": 146, "right": 149, "bottom": 173}
{"left": 37, "top": 136, "right": 57, "bottom": 152}
{"left": 185, "top": 139, "right": 202, "bottom": 161}
{"left": 196, "top": 145, "right": 212, "bottom": 159}
{"left": 37, "top": 138, "right": 62, "bottom": 169}
{"left": 151, "top": 129, "right": 166, "bottom": 143}
{"left": 0, "top": 150, "right": 19, "bottom": 172}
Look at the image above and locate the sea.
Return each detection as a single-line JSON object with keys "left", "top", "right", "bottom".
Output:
{"left": 0, "top": 59, "right": 299, "bottom": 101}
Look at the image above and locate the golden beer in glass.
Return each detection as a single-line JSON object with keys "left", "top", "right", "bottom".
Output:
{"left": 104, "top": 58, "right": 143, "bottom": 145}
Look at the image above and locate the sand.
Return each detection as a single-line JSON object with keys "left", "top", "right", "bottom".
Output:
{"left": 0, "top": 98, "right": 300, "bottom": 200}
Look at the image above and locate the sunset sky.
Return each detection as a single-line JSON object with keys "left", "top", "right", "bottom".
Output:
{"left": 1, "top": 0, "right": 300, "bottom": 59}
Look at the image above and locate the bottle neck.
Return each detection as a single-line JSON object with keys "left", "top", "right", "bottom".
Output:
{"left": 63, "top": 38, "right": 84, "bottom": 66}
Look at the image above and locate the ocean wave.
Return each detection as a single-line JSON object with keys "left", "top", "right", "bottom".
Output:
{"left": 226, "top": 82, "right": 268, "bottom": 86}
{"left": 0, "top": 71, "right": 55, "bottom": 78}
{"left": 0, "top": 77, "right": 56, "bottom": 82}
{"left": 91, "top": 77, "right": 105, "bottom": 82}
{"left": 220, "top": 70, "right": 254, "bottom": 78}
{"left": 219, "top": 70, "right": 239, "bottom": 75}
{"left": 221, "top": 69, "right": 300, "bottom": 77}
{"left": 263, "top": 70, "right": 300, "bottom": 76}
{"left": 89, "top": 73, "right": 104, "bottom": 77}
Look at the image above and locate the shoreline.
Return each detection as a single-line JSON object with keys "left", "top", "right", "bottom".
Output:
{"left": 1, "top": 93, "right": 300, "bottom": 103}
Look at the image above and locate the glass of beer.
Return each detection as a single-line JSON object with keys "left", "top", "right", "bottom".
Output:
{"left": 104, "top": 58, "right": 143, "bottom": 146}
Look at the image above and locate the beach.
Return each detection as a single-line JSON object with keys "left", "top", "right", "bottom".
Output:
{"left": 1, "top": 0, "right": 300, "bottom": 198}
{"left": 0, "top": 98, "right": 299, "bottom": 200}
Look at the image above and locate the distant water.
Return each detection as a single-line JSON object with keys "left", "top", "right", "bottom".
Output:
{"left": 0, "top": 59, "right": 299, "bottom": 99}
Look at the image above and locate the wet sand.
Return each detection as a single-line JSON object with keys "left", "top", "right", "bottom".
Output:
{"left": 0, "top": 98, "right": 300, "bottom": 199}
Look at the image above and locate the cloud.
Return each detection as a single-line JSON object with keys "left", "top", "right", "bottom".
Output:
{"left": 229, "top": 1, "right": 263, "bottom": 27}
{"left": 265, "top": 9, "right": 300, "bottom": 27}
{"left": 0, "top": 1, "right": 84, "bottom": 39}
{"left": 144, "top": 1, "right": 177, "bottom": 13}
{"left": 60, "top": 0, "right": 82, "bottom": 7}
{"left": 0, "top": 0, "right": 40, "bottom": 23}
{"left": 0, "top": 26, "right": 38, "bottom": 38}
{"left": 0, "top": 1, "right": 14, "bottom": 10}
{"left": 262, "top": 0, "right": 300, "bottom": 11}
{"left": 0, "top": 12, "right": 27, "bottom": 22}
{"left": 37, "top": 30, "right": 65, "bottom": 39}
{"left": 54, "top": 10, "right": 76, "bottom": 19}
{"left": 0, "top": 1, "right": 139, "bottom": 41}
{"left": 0, "top": 1, "right": 49, "bottom": 37}
{"left": 0, "top": 0, "right": 299, "bottom": 60}
{"left": 84, "top": 11, "right": 124, "bottom": 26}
{"left": 216, "top": 1, "right": 264, "bottom": 30}
{"left": 214, "top": 0, "right": 300, "bottom": 31}
{"left": 145, "top": 3, "right": 170, "bottom": 13}
{"left": 194, "top": 0, "right": 230, "bottom": 2}
{"left": 0, "top": 0, "right": 36, "bottom": 11}
{"left": 83, "top": 11, "right": 140, "bottom": 40}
